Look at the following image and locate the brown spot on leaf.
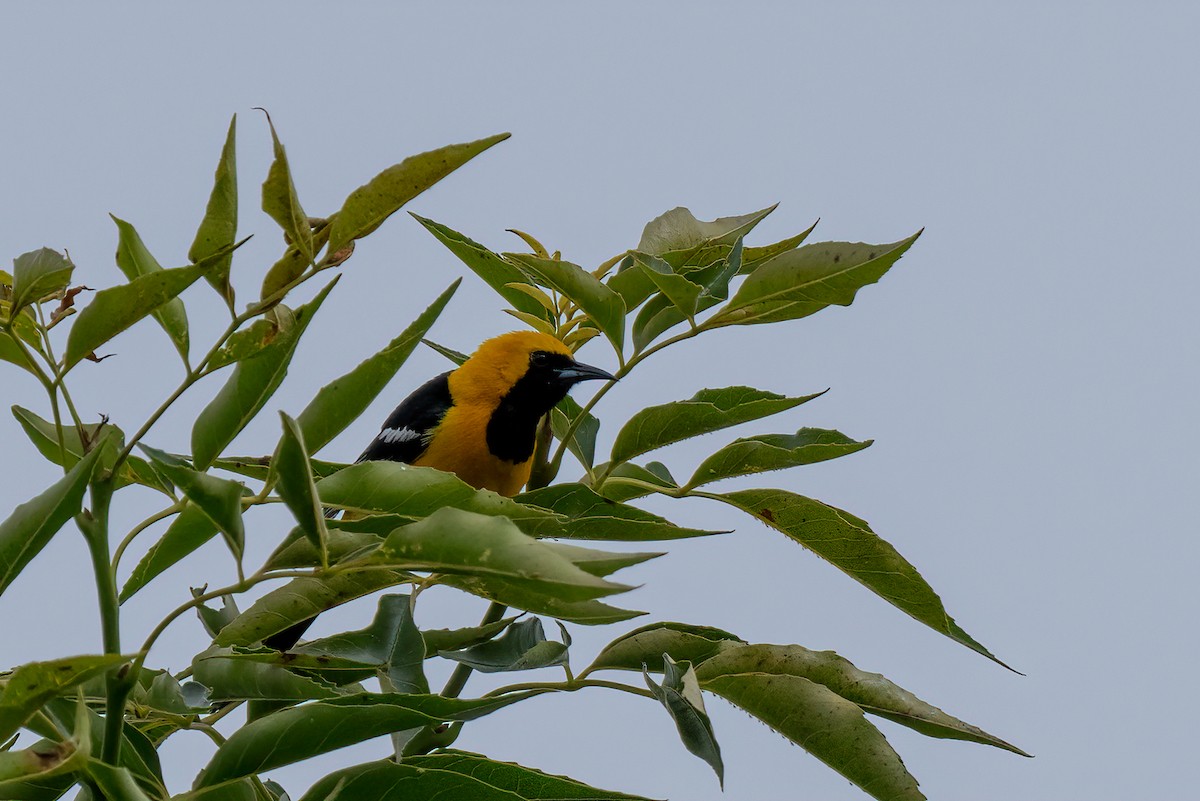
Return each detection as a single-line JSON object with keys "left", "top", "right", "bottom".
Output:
{"left": 759, "top": 508, "right": 776, "bottom": 523}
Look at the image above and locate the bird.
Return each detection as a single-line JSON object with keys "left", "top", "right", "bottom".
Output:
{"left": 264, "top": 330, "right": 614, "bottom": 650}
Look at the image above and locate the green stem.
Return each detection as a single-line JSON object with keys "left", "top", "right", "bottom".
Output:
{"left": 78, "top": 481, "right": 127, "bottom": 765}
{"left": 111, "top": 501, "right": 183, "bottom": 573}
{"left": 482, "top": 677, "right": 654, "bottom": 701}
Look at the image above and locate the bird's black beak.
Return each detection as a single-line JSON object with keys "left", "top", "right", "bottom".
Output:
{"left": 556, "top": 359, "right": 615, "bottom": 384}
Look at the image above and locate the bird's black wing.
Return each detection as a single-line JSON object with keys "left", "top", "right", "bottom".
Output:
{"left": 356, "top": 371, "right": 453, "bottom": 464}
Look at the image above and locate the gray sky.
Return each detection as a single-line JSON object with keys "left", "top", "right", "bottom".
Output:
{"left": 2, "top": 3, "right": 1197, "bottom": 799}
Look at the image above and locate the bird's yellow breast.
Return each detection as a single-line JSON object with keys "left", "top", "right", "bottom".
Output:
{"left": 411, "top": 403, "right": 532, "bottom": 497}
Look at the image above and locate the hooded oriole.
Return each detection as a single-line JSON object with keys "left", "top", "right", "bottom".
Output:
{"left": 265, "top": 330, "right": 614, "bottom": 649}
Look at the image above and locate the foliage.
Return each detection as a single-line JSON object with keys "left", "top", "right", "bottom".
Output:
{"left": 0, "top": 116, "right": 1024, "bottom": 801}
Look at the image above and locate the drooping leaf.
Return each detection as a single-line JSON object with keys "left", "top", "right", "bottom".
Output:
{"left": 0, "top": 655, "right": 126, "bottom": 742}
{"left": 111, "top": 215, "right": 190, "bottom": 364}
{"left": 195, "top": 693, "right": 532, "bottom": 787}
{"left": 10, "top": 248, "right": 73, "bottom": 314}
{"left": 260, "top": 114, "right": 313, "bottom": 264}
{"left": 264, "top": 523, "right": 389, "bottom": 570}
{"left": 191, "top": 278, "right": 337, "bottom": 470}
{"left": 438, "top": 618, "right": 569, "bottom": 673}
{"left": 420, "top": 616, "right": 519, "bottom": 658}
{"left": 0, "top": 439, "right": 108, "bottom": 597}
{"left": 193, "top": 592, "right": 241, "bottom": 639}
{"left": 213, "top": 454, "right": 347, "bottom": 483}
{"left": 0, "top": 738, "right": 83, "bottom": 799}
{"left": 325, "top": 133, "right": 510, "bottom": 258}
{"left": 215, "top": 568, "right": 414, "bottom": 647}
{"left": 707, "top": 233, "right": 921, "bottom": 329}
{"left": 141, "top": 446, "right": 246, "bottom": 563}
{"left": 694, "top": 644, "right": 1028, "bottom": 756}
{"left": 188, "top": 115, "right": 238, "bottom": 307}
{"left": 505, "top": 253, "right": 625, "bottom": 356}
{"left": 609, "top": 386, "right": 824, "bottom": 467}
{"left": 295, "top": 280, "right": 458, "bottom": 455}
{"left": 403, "top": 750, "right": 662, "bottom": 801}
{"left": 10, "top": 406, "right": 158, "bottom": 494}
{"left": 698, "top": 669, "right": 925, "bottom": 801}
{"left": 64, "top": 262, "right": 208, "bottom": 370}
{"left": 119, "top": 503, "right": 213, "bottom": 603}
{"left": 316, "top": 462, "right": 561, "bottom": 536}
{"left": 644, "top": 656, "right": 723, "bottom": 787}
{"left": 517, "top": 483, "right": 719, "bottom": 541}
{"left": 192, "top": 646, "right": 343, "bottom": 702}
{"left": 374, "top": 508, "right": 630, "bottom": 601}
{"left": 684, "top": 428, "right": 872, "bottom": 490}
{"left": 713, "top": 489, "right": 1004, "bottom": 666}
{"left": 587, "top": 622, "right": 744, "bottom": 674}
{"left": 273, "top": 413, "right": 327, "bottom": 555}
{"left": 421, "top": 337, "right": 468, "bottom": 365}
{"left": 412, "top": 216, "right": 550, "bottom": 322}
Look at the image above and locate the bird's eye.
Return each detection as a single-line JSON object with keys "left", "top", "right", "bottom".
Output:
{"left": 530, "top": 351, "right": 551, "bottom": 368}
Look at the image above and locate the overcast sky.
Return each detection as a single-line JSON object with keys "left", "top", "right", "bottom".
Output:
{"left": 2, "top": 4, "right": 1197, "bottom": 800}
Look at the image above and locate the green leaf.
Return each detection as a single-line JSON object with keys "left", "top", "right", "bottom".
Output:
{"left": 83, "top": 761, "right": 154, "bottom": 801}
{"left": 206, "top": 315, "right": 286, "bottom": 371}
{"left": 260, "top": 114, "right": 313, "bottom": 264}
{"left": 326, "top": 133, "right": 510, "bottom": 258}
{"left": 707, "top": 232, "right": 921, "bottom": 329}
{"left": 297, "top": 760, "right": 517, "bottom": 801}
{"left": 192, "top": 646, "right": 343, "bottom": 702}
{"left": 587, "top": 622, "right": 744, "bottom": 674}
{"left": 420, "top": 616, "right": 519, "bottom": 658}
{"left": 316, "top": 462, "right": 561, "bottom": 536}
{"left": 694, "top": 644, "right": 1028, "bottom": 756}
{"left": 264, "top": 523, "right": 390, "bottom": 570}
{"left": 631, "top": 252, "right": 703, "bottom": 319}
{"left": 739, "top": 221, "right": 819, "bottom": 274}
{"left": 10, "top": 248, "right": 73, "bottom": 314}
{"left": 713, "top": 489, "right": 1004, "bottom": 666}
{"left": 0, "top": 656, "right": 126, "bottom": 742}
{"left": 215, "top": 568, "right": 415, "bottom": 647}
{"left": 375, "top": 508, "right": 630, "bottom": 601}
{"left": 10, "top": 406, "right": 159, "bottom": 494}
{"left": 403, "top": 750, "right": 662, "bottom": 801}
{"left": 191, "top": 278, "right": 337, "bottom": 470}
{"left": 637, "top": 205, "right": 774, "bottom": 258}
{"left": 291, "top": 594, "right": 447, "bottom": 680}
{"left": 0, "top": 738, "right": 83, "bottom": 799}
{"left": 517, "top": 483, "right": 719, "bottom": 541}
{"left": 193, "top": 592, "right": 241, "bottom": 639}
{"left": 119, "top": 503, "right": 213, "bottom": 603}
{"left": 439, "top": 618, "right": 569, "bottom": 673}
{"left": 295, "top": 280, "right": 458, "bottom": 455}
{"left": 188, "top": 115, "right": 238, "bottom": 307}
{"left": 438, "top": 574, "right": 643, "bottom": 625}
{"left": 505, "top": 253, "right": 625, "bottom": 357}
{"left": 213, "top": 454, "right": 346, "bottom": 483}
{"left": 195, "top": 693, "right": 531, "bottom": 787}
{"left": 421, "top": 337, "right": 467, "bottom": 365}
{"left": 684, "top": 428, "right": 872, "bottom": 490}
{"left": 697, "top": 669, "right": 925, "bottom": 801}
{"left": 644, "top": 656, "right": 723, "bottom": 787}
{"left": 549, "top": 394, "right": 599, "bottom": 469}
{"left": 110, "top": 215, "right": 190, "bottom": 365}
{"left": 273, "top": 413, "right": 327, "bottom": 555}
{"left": 0, "top": 439, "right": 108, "bottom": 597}
{"left": 413, "top": 216, "right": 551, "bottom": 322}
{"left": 606, "top": 255, "right": 657, "bottom": 311}
{"left": 63, "top": 262, "right": 208, "bottom": 370}
{"left": 141, "top": 446, "right": 246, "bottom": 564}
{"left": 609, "top": 386, "right": 824, "bottom": 467}
{"left": 589, "top": 461, "right": 677, "bottom": 503}
{"left": 541, "top": 542, "right": 662, "bottom": 577}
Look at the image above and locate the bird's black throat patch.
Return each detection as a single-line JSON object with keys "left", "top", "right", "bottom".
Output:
{"left": 486, "top": 353, "right": 574, "bottom": 463}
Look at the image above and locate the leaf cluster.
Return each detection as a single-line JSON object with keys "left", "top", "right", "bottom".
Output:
{"left": 0, "top": 118, "right": 1021, "bottom": 801}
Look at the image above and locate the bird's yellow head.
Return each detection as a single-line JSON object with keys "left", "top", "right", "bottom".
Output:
{"left": 449, "top": 330, "right": 613, "bottom": 408}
